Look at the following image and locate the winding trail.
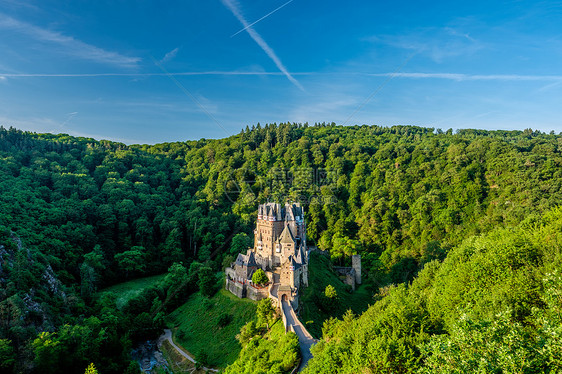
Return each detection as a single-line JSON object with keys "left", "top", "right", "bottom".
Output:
{"left": 281, "top": 300, "right": 317, "bottom": 371}
{"left": 158, "top": 329, "right": 219, "bottom": 373}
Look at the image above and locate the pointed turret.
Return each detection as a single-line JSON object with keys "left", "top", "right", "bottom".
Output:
{"left": 247, "top": 251, "right": 257, "bottom": 267}
{"left": 289, "top": 255, "right": 301, "bottom": 270}
{"left": 295, "top": 244, "right": 306, "bottom": 264}
{"left": 279, "top": 225, "right": 295, "bottom": 244}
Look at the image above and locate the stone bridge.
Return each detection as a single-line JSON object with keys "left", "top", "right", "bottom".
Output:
{"left": 281, "top": 299, "right": 316, "bottom": 372}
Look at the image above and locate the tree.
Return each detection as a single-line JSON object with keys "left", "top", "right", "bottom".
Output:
{"left": 236, "top": 321, "right": 258, "bottom": 345}
{"left": 198, "top": 267, "right": 216, "bottom": 297}
{"left": 256, "top": 298, "right": 276, "bottom": 329}
{"left": 84, "top": 363, "right": 99, "bottom": 374}
{"left": 230, "top": 233, "right": 251, "bottom": 255}
{"left": 222, "top": 254, "right": 235, "bottom": 270}
{"left": 252, "top": 269, "right": 269, "bottom": 286}
{"left": 32, "top": 332, "right": 61, "bottom": 374}
{"left": 0, "top": 339, "right": 15, "bottom": 371}
{"left": 324, "top": 284, "right": 337, "bottom": 299}
{"left": 114, "top": 246, "right": 146, "bottom": 277}
{"left": 161, "top": 262, "right": 189, "bottom": 310}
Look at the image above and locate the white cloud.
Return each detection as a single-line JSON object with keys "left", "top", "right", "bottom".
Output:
{"left": 221, "top": 0, "right": 304, "bottom": 91}
{"left": 3, "top": 70, "right": 561, "bottom": 83}
{"left": 0, "top": 71, "right": 295, "bottom": 78}
{"left": 370, "top": 72, "right": 562, "bottom": 82}
{"left": 370, "top": 27, "right": 484, "bottom": 63}
{"left": 160, "top": 47, "right": 179, "bottom": 63}
{"left": 0, "top": 13, "right": 140, "bottom": 68}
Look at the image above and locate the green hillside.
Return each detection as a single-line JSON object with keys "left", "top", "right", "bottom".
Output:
{"left": 166, "top": 289, "right": 258, "bottom": 368}
{"left": 303, "top": 206, "right": 562, "bottom": 373}
{"left": 2, "top": 124, "right": 562, "bottom": 372}
{"left": 98, "top": 274, "right": 166, "bottom": 309}
{"left": 300, "top": 250, "right": 373, "bottom": 338}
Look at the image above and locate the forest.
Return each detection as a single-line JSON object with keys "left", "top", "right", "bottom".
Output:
{"left": 1, "top": 123, "right": 562, "bottom": 372}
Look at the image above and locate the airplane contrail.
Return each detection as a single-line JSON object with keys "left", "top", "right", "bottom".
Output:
{"left": 221, "top": 0, "right": 304, "bottom": 91}
{"left": 231, "top": 0, "right": 295, "bottom": 37}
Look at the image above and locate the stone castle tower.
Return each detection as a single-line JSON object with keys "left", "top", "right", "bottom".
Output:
{"left": 225, "top": 202, "right": 309, "bottom": 304}
{"left": 352, "top": 255, "right": 361, "bottom": 285}
{"left": 254, "top": 203, "right": 307, "bottom": 270}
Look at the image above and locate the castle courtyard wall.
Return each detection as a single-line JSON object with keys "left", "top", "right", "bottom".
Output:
{"left": 247, "top": 285, "right": 269, "bottom": 301}
{"left": 225, "top": 279, "right": 245, "bottom": 298}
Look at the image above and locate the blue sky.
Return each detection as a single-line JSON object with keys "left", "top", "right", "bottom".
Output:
{"left": 1, "top": 0, "right": 562, "bottom": 144}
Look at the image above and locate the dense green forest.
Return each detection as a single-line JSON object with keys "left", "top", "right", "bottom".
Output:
{"left": 1, "top": 123, "right": 562, "bottom": 372}
{"left": 303, "top": 206, "right": 562, "bottom": 373}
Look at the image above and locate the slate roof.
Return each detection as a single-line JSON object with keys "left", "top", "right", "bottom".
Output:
{"left": 289, "top": 255, "right": 301, "bottom": 270}
{"left": 258, "top": 202, "right": 303, "bottom": 221}
{"left": 235, "top": 252, "right": 257, "bottom": 268}
{"left": 278, "top": 225, "right": 295, "bottom": 244}
{"left": 295, "top": 245, "right": 306, "bottom": 264}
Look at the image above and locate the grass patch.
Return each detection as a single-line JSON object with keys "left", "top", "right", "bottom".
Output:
{"left": 165, "top": 288, "right": 257, "bottom": 368}
{"left": 98, "top": 274, "right": 166, "bottom": 309}
{"left": 159, "top": 340, "right": 208, "bottom": 374}
{"left": 300, "top": 251, "right": 374, "bottom": 338}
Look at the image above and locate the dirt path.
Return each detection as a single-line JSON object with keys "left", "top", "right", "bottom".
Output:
{"left": 158, "top": 329, "right": 219, "bottom": 373}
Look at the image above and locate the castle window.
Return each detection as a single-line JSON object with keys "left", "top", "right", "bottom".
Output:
{"left": 275, "top": 243, "right": 281, "bottom": 253}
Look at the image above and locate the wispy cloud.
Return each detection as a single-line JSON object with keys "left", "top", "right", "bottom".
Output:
{"left": 61, "top": 111, "right": 78, "bottom": 127}
{"left": 151, "top": 57, "right": 230, "bottom": 136}
{"left": 231, "top": 0, "right": 294, "bottom": 37}
{"left": 0, "top": 71, "right": 310, "bottom": 78}
{"left": 290, "top": 96, "right": 358, "bottom": 124}
{"left": 0, "top": 0, "right": 39, "bottom": 11}
{"left": 370, "top": 26, "right": 484, "bottom": 62}
{"left": 370, "top": 72, "right": 562, "bottom": 81}
{"left": 160, "top": 47, "right": 180, "bottom": 63}
{"left": 0, "top": 13, "right": 140, "bottom": 68}
{"left": 3, "top": 70, "right": 562, "bottom": 83}
{"left": 221, "top": 0, "right": 304, "bottom": 91}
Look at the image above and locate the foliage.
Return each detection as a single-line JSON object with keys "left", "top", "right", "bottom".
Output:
{"left": 218, "top": 313, "right": 233, "bottom": 327}
{"left": 422, "top": 312, "right": 540, "bottom": 373}
{"left": 303, "top": 207, "right": 562, "bottom": 373}
{"left": 252, "top": 268, "right": 269, "bottom": 286}
{"left": 0, "top": 339, "right": 15, "bottom": 371}
{"left": 324, "top": 285, "right": 337, "bottom": 299}
{"left": 299, "top": 251, "right": 372, "bottom": 337}
{"left": 256, "top": 298, "right": 276, "bottom": 329}
{"left": 84, "top": 363, "right": 98, "bottom": 374}
{"left": 3, "top": 124, "right": 562, "bottom": 371}
{"left": 198, "top": 266, "right": 217, "bottom": 298}
{"left": 230, "top": 233, "right": 252, "bottom": 255}
{"left": 114, "top": 246, "right": 146, "bottom": 277}
{"left": 97, "top": 274, "right": 166, "bottom": 310}
{"left": 225, "top": 321, "right": 300, "bottom": 374}
{"left": 165, "top": 288, "right": 257, "bottom": 367}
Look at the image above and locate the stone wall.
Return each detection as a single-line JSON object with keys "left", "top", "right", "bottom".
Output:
{"left": 345, "top": 272, "right": 356, "bottom": 291}
{"left": 225, "top": 267, "right": 236, "bottom": 280}
{"left": 352, "top": 255, "right": 362, "bottom": 285}
{"left": 334, "top": 267, "right": 357, "bottom": 291}
{"left": 247, "top": 284, "right": 269, "bottom": 301}
{"left": 225, "top": 279, "right": 245, "bottom": 298}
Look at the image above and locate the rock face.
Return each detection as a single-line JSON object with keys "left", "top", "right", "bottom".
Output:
{"left": 0, "top": 232, "right": 67, "bottom": 334}
{"left": 0, "top": 244, "right": 11, "bottom": 281}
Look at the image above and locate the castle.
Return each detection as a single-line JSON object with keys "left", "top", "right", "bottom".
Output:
{"left": 225, "top": 202, "right": 309, "bottom": 308}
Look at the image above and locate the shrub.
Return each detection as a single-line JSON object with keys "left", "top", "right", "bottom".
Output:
{"left": 217, "top": 313, "right": 233, "bottom": 327}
